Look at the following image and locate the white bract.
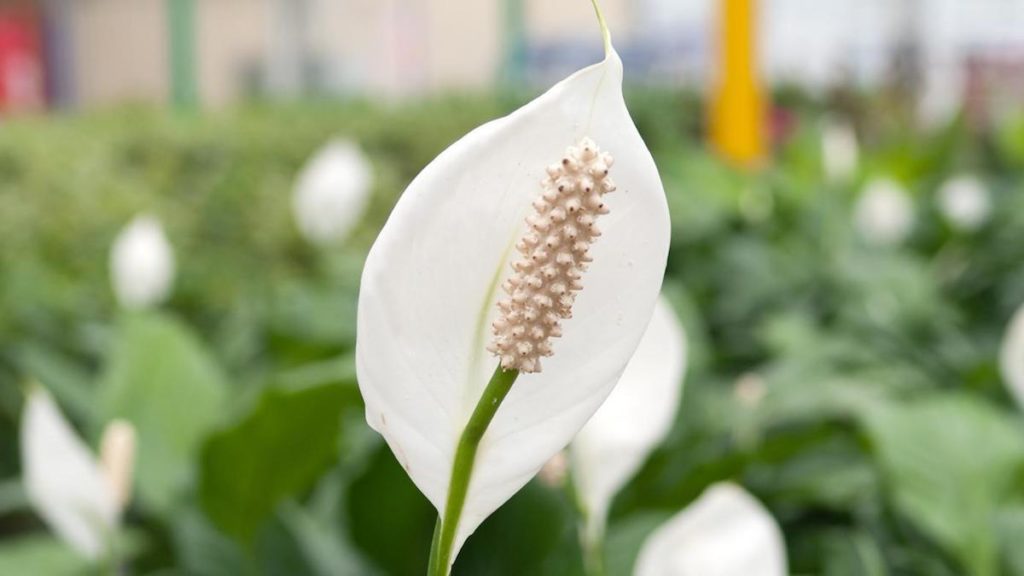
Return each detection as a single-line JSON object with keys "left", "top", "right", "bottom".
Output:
{"left": 356, "top": 23, "right": 670, "bottom": 566}
{"left": 853, "top": 178, "right": 914, "bottom": 246}
{"left": 109, "top": 215, "right": 175, "bottom": 309}
{"left": 821, "top": 120, "right": 858, "bottom": 183}
{"left": 937, "top": 174, "right": 991, "bottom": 232}
{"left": 21, "top": 387, "right": 135, "bottom": 560}
{"left": 634, "top": 483, "right": 787, "bottom": 576}
{"left": 571, "top": 296, "right": 687, "bottom": 544}
{"left": 292, "top": 139, "right": 373, "bottom": 245}
{"left": 1000, "top": 305, "right": 1024, "bottom": 411}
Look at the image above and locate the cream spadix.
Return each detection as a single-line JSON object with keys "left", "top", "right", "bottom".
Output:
{"left": 356, "top": 15, "right": 669, "bottom": 569}
{"left": 489, "top": 138, "right": 616, "bottom": 373}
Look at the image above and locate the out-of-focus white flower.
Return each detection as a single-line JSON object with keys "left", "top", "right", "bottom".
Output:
{"left": 571, "top": 296, "right": 686, "bottom": 544}
{"left": 918, "top": 64, "right": 964, "bottom": 129}
{"left": 853, "top": 179, "right": 914, "bottom": 246}
{"left": 292, "top": 139, "right": 373, "bottom": 245}
{"left": 1000, "top": 305, "right": 1024, "bottom": 411}
{"left": 821, "top": 120, "right": 858, "bottom": 183}
{"left": 109, "top": 215, "right": 175, "bottom": 309}
{"left": 21, "top": 387, "right": 135, "bottom": 560}
{"left": 634, "top": 483, "right": 787, "bottom": 576}
{"left": 937, "top": 175, "right": 991, "bottom": 232}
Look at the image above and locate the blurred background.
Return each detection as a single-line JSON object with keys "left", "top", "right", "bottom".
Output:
{"left": 4, "top": 0, "right": 1024, "bottom": 574}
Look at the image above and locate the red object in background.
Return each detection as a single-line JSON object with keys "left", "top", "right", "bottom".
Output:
{"left": 0, "top": 4, "right": 42, "bottom": 114}
{"left": 769, "top": 105, "right": 798, "bottom": 148}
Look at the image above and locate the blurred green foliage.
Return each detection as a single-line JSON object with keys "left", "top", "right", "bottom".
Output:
{"left": 3, "top": 91, "right": 1024, "bottom": 576}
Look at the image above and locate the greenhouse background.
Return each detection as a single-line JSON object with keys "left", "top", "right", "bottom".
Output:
{"left": 4, "top": 0, "right": 1024, "bottom": 575}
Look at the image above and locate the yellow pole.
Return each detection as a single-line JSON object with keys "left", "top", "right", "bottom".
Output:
{"left": 710, "top": 0, "right": 766, "bottom": 167}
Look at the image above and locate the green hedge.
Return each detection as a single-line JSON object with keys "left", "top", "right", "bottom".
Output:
{"left": 3, "top": 91, "right": 1024, "bottom": 575}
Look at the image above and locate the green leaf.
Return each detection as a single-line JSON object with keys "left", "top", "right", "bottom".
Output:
{"left": 818, "top": 529, "right": 888, "bottom": 576}
{"left": 453, "top": 481, "right": 575, "bottom": 576}
{"left": 173, "top": 507, "right": 251, "bottom": 576}
{"left": 99, "top": 311, "right": 228, "bottom": 511}
{"left": 0, "top": 535, "right": 90, "bottom": 575}
{"left": 198, "top": 379, "right": 355, "bottom": 542}
{"left": 278, "top": 500, "right": 381, "bottom": 576}
{"left": 997, "top": 506, "right": 1024, "bottom": 576}
{"left": 861, "top": 394, "right": 1024, "bottom": 576}
{"left": 346, "top": 444, "right": 435, "bottom": 576}
{"left": 0, "top": 478, "right": 28, "bottom": 515}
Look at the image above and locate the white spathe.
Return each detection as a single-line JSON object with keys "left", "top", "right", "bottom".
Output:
{"left": 571, "top": 296, "right": 687, "bottom": 543}
{"left": 821, "top": 120, "right": 858, "bottom": 183}
{"left": 853, "top": 178, "right": 914, "bottom": 246}
{"left": 937, "top": 174, "right": 991, "bottom": 232}
{"left": 109, "top": 215, "right": 175, "bottom": 309}
{"left": 21, "top": 387, "right": 122, "bottom": 560}
{"left": 292, "top": 139, "right": 373, "bottom": 245}
{"left": 356, "top": 43, "right": 670, "bottom": 563}
{"left": 1000, "top": 304, "right": 1024, "bottom": 411}
{"left": 634, "top": 483, "right": 787, "bottom": 576}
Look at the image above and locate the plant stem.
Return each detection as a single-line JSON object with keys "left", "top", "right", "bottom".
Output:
{"left": 567, "top": 475, "right": 606, "bottom": 576}
{"left": 582, "top": 535, "right": 607, "bottom": 576}
{"left": 427, "top": 365, "right": 519, "bottom": 576}
{"left": 589, "top": 0, "right": 612, "bottom": 56}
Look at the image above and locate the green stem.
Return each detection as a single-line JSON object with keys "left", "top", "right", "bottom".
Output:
{"left": 427, "top": 366, "right": 520, "bottom": 576}
{"left": 589, "top": 0, "right": 612, "bottom": 57}
{"left": 582, "top": 535, "right": 607, "bottom": 576}
{"left": 427, "top": 517, "right": 442, "bottom": 573}
{"left": 567, "top": 475, "right": 606, "bottom": 576}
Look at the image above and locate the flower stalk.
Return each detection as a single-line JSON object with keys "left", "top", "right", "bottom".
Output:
{"left": 589, "top": 0, "right": 611, "bottom": 57}
{"left": 428, "top": 366, "right": 520, "bottom": 576}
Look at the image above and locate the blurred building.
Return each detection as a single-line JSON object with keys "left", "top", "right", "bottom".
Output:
{"left": 2, "top": 0, "right": 1024, "bottom": 118}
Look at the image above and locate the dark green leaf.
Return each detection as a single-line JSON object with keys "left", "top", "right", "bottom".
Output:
{"left": 198, "top": 379, "right": 355, "bottom": 542}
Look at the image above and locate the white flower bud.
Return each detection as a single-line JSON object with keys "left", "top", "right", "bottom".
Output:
{"left": 853, "top": 179, "right": 914, "bottom": 246}
{"left": 634, "top": 483, "right": 787, "bottom": 576}
{"left": 292, "top": 139, "right": 372, "bottom": 245}
{"left": 1000, "top": 305, "right": 1024, "bottom": 411}
{"left": 109, "top": 215, "right": 175, "bottom": 309}
{"left": 937, "top": 174, "right": 991, "bottom": 232}
{"left": 821, "top": 120, "right": 858, "bottom": 183}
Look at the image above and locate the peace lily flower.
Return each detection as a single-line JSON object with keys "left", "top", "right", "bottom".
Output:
{"left": 937, "top": 174, "right": 991, "bottom": 232}
{"left": 355, "top": 2, "right": 669, "bottom": 573}
{"left": 109, "top": 215, "right": 175, "bottom": 309}
{"left": 821, "top": 119, "right": 858, "bottom": 183}
{"left": 853, "top": 178, "right": 914, "bottom": 246}
{"left": 634, "top": 483, "right": 787, "bottom": 576}
{"left": 20, "top": 386, "right": 136, "bottom": 561}
{"left": 1000, "top": 305, "right": 1024, "bottom": 411}
{"left": 570, "top": 296, "right": 686, "bottom": 563}
{"left": 292, "top": 139, "right": 373, "bottom": 245}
